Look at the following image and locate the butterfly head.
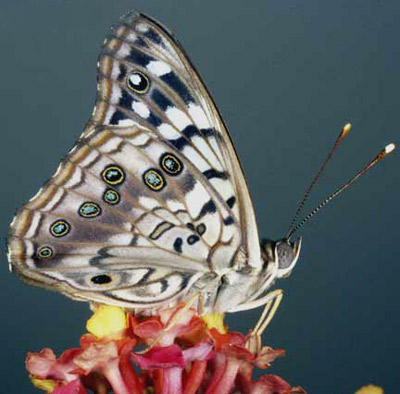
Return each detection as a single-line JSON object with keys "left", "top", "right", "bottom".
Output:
{"left": 262, "top": 237, "right": 302, "bottom": 279}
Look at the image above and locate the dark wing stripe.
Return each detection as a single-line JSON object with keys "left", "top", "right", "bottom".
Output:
{"left": 196, "top": 199, "right": 217, "bottom": 220}
{"left": 125, "top": 47, "right": 154, "bottom": 67}
{"left": 226, "top": 196, "right": 236, "bottom": 208}
{"left": 151, "top": 89, "right": 173, "bottom": 110}
{"left": 160, "top": 72, "right": 195, "bottom": 104}
{"left": 202, "top": 169, "right": 229, "bottom": 180}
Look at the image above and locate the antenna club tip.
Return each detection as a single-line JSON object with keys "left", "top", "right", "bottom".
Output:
{"left": 344, "top": 122, "right": 352, "bottom": 130}
{"left": 339, "top": 123, "right": 352, "bottom": 139}
{"left": 385, "top": 143, "right": 395, "bottom": 154}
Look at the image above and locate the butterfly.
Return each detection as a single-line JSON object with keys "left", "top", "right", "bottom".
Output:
{"left": 6, "top": 11, "right": 326, "bottom": 318}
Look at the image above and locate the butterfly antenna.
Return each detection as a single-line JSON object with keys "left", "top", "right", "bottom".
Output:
{"left": 287, "top": 142, "right": 396, "bottom": 238}
{"left": 286, "top": 123, "right": 352, "bottom": 238}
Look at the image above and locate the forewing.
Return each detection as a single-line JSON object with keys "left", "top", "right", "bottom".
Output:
{"left": 87, "top": 12, "right": 261, "bottom": 268}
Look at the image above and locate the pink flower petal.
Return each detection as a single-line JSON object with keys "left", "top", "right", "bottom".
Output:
{"left": 133, "top": 319, "right": 163, "bottom": 342}
{"left": 206, "top": 355, "right": 241, "bottom": 394}
{"left": 163, "top": 366, "right": 183, "bottom": 394}
{"left": 26, "top": 348, "right": 81, "bottom": 382}
{"left": 26, "top": 348, "right": 56, "bottom": 378}
{"left": 204, "top": 353, "right": 226, "bottom": 393}
{"left": 52, "top": 378, "right": 87, "bottom": 394}
{"left": 183, "top": 342, "right": 214, "bottom": 363}
{"left": 73, "top": 342, "right": 130, "bottom": 394}
{"left": 132, "top": 345, "right": 184, "bottom": 370}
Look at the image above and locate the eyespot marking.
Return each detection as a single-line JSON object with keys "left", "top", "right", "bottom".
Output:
{"left": 37, "top": 246, "right": 53, "bottom": 259}
{"left": 143, "top": 169, "right": 165, "bottom": 191}
{"left": 103, "top": 189, "right": 120, "bottom": 205}
{"left": 160, "top": 153, "right": 183, "bottom": 176}
{"left": 102, "top": 165, "right": 125, "bottom": 186}
{"left": 196, "top": 223, "right": 206, "bottom": 236}
{"left": 186, "top": 223, "right": 195, "bottom": 231}
{"left": 79, "top": 202, "right": 102, "bottom": 218}
{"left": 50, "top": 220, "right": 70, "bottom": 237}
{"left": 91, "top": 274, "right": 113, "bottom": 285}
{"left": 127, "top": 71, "right": 150, "bottom": 94}
{"left": 187, "top": 234, "right": 200, "bottom": 245}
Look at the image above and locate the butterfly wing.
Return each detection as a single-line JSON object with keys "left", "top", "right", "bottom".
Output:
{"left": 88, "top": 12, "right": 262, "bottom": 269}
{"left": 8, "top": 12, "right": 262, "bottom": 310}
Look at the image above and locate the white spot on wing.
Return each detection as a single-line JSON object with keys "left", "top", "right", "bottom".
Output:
{"left": 209, "top": 178, "right": 234, "bottom": 201}
{"left": 99, "top": 136, "right": 123, "bottom": 153}
{"left": 117, "top": 118, "right": 137, "bottom": 127}
{"left": 147, "top": 60, "right": 172, "bottom": 76}
{"left": 136, "top": 23, "right": 149, "bottom": 33}
{"left": 110, "top": 86, "right": 122, "bottom": 104}
{"left": 136, "top": 237, "right": 152, "bottom": 246}
{"left": 130, "top": 133, "right": 151, "bottom": 146}
{"left": 128, "top": 269, "right": 153, "bottom": 284}
{"left": 25, "top": 212, "right": 41, "bottom": 239}
{"left": 139, "top": 196, "right": 159, "bottom": 210}
{"left": 180, "top": 146, "right": 210, "bottom": 172}
{"left": 125, "top": 32, "right": 138, "bottom": 42}
{"left": 42, "top": 188, "right": 65, "bottom": 211}
{"left": 117, "top": 42, "right": 131, "bottom": 58}
{"left": 111, "top": 62, "right": 122, "bottom": 80}
{"left": 221, "top": 222, "right": 236, "bottom": 242}
{"left": 132, "top": 101, "right": 150, "bottom": 118}
{"left": 188, "top": 104, "right": 210, "bottom": 129}
{"left": 81, "top": 150, "right": 100, "bottom": 167}
{"left": 167, "top": 199, "right": 185, "bottom": 212}
{"left": 108, "top": 234, "right": 135, "bottom": 246}
{"left": 158, "top": 123, "right": 181, "bottom": 139}
{"left": 185, "top": 182, "right": 210, "bottom": 218}
{"left": 153, "top": 208, "right": 181, "bottom": 225}
{"left": 165, "top": 107, "right": 191, "bottom": 130}
{"left": 25, "top": 240, "right": 34, "bottom": 257}
{"left": 104, "top": 108, "right": 114, "bottom": 124}
{"left": 192, "top": 136, "right": 223, "bottom": 171}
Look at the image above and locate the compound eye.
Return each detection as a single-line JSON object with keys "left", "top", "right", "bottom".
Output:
{"left": 276, "top": 242, "right": 294, "bottom": 269}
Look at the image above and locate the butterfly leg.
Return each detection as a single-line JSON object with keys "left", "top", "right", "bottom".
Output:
{"left": 244, "top": 289, "right": 283, "bottom": 354}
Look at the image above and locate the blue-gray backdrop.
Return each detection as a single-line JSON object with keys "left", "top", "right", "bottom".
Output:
{"left": 0, "top": 1, "right": 399, "bottom": 392}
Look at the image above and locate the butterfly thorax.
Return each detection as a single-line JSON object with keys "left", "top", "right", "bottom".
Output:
{"left": 187, "top": 237, "right": 301, "bottom": 314}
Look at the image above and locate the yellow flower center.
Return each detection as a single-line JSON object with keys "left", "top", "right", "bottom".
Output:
{"left": 202, "top": 313, "right": 227, "bottom": 333}
{"left": 30, "top": 376, "right": 57, "bottom": 393}
{"left": 86, "top": 305, "right": 128, "bottom": 338}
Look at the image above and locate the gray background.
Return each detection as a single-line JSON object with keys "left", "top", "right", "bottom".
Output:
{"left": 0, "top": 1, "right": 399, "bottom": 392}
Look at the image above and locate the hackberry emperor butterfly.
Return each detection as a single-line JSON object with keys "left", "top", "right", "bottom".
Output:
{"left": 6, "top": 11, "right": 393, "bottom": 322}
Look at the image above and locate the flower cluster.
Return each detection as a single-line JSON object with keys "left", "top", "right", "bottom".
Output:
{"left": 26, "top": 304, "right": 305, "bottom": 393}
